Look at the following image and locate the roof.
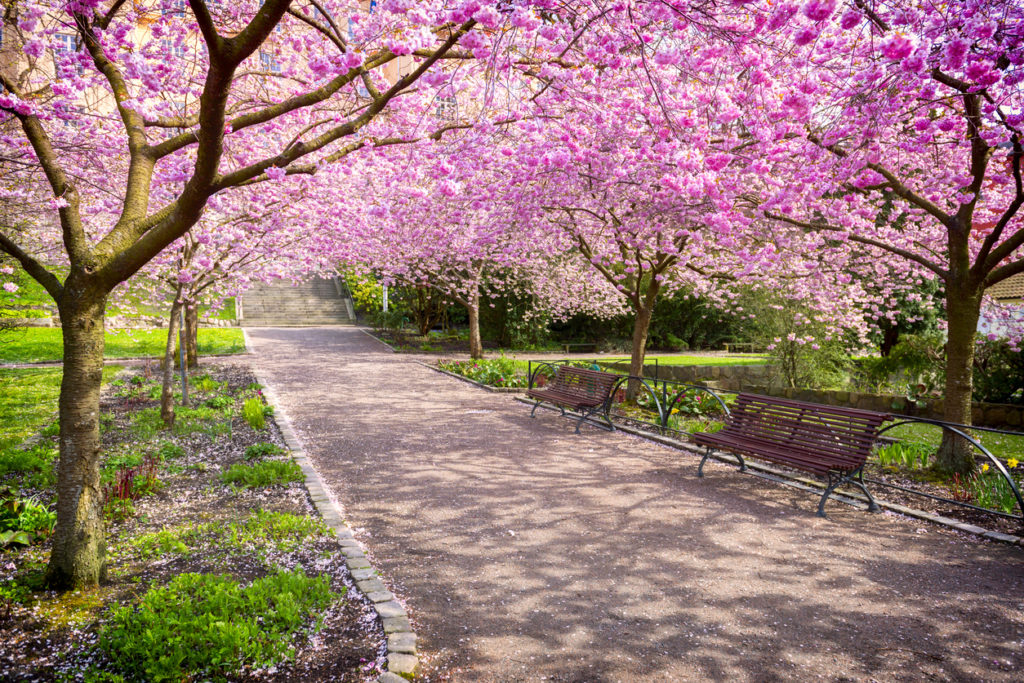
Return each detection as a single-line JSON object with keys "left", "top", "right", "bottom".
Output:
{"left": 989, "top": 273, "right": 1024, "bottom": 300}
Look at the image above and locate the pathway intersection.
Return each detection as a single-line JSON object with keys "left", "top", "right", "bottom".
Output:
{"left": 247, "top": 326, "right": 1023, "bottom": 682}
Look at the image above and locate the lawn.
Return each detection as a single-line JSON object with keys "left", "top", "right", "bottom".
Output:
{"left": 599, "top": 354, "right": 769, "bottom": 366}
{"left": 0, "top": 328, "right": 246, "bottom": 363}
{"left": 883, "top": 420, "right": 1024, "bottom": 462}
{"left": 0, "top": 366, "right": 121, "bottom": 457}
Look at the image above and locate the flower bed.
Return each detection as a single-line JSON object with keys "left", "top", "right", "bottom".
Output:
{"left": 437, "top": 357, "right": 532, "bottom": 388}
{"left": 0, "top": 365, "right": 383, "bottom": 681}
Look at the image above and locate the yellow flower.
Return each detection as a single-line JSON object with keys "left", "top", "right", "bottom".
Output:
{"left": 1008, "top": 458, "right": 1019, "bottom": 469}
{"left": 981, "top": 463, "right": 990, "bottom": 473}
{"left": 670, "top": 408, "right": 679, "bottom": 415}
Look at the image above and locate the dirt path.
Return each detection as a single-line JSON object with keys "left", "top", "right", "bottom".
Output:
{"left": 247, "top": 327, "right": 1024, "bottom": 682}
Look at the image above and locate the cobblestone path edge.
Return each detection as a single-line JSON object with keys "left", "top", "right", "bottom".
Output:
{"left": 253, "top": 368, "right": 420, "bottom": 681}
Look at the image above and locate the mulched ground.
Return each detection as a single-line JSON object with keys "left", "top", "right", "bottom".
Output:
{"left": 0, "top": 364, "right": 384, "bottom": 682}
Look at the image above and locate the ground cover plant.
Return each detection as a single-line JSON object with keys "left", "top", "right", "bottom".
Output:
{"left": 437, "top": 357, "right": 529, "bottom": 388}
{"left": 0, "top": 328, "right": 245, "bottom": 364}
{"left": 0, "top": 365, "right": 383, "bottom": 680}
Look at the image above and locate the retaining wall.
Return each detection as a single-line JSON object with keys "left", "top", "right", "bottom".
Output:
{"left": 599, "top": 361, "right": 1024, "bottom": 429}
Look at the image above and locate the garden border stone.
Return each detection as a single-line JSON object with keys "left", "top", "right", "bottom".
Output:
{"left": 513, "top": 396, "right": 1024, "bottom": 548}
{"left": 418, "top": 361, "right": 524, "bottom": 393}
{"left": 359, "top": 327, "right": 399, "bottom": 353}
{"left": 253, "top": 368, "right": 420, "bottom": 681}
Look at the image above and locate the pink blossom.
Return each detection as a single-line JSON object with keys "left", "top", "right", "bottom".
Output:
{"left": 880, "top": 34, "right": 914, "bottom": 60}
{"left": 2, "top": 282, "right": 18, "bottom": 293}
{"left": 803, "top": 0, "right": 836, "bottom": 23}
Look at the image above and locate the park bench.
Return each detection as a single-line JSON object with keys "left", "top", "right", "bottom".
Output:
{"left": 561, "top": 342, "right": 598, "bottom": 354}
{"left": 527, "top": 365, "right": 619, "bottom": 434}
{"left": 693, "top": 393, "right": 888, "bottom": 517}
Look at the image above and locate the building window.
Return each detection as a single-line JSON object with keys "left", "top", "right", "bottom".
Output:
{"left": 53, "top": 33, "right": 83, "bottom": 76}
{"left": 259, "top": 50, "right": 282, "bottom": 74}
{"left": 435, "top": 94, "right": 457, "bottom": 120}
{"left": 162, "top": 0, "right": 186, "bottom": 18}
{"left": 161, "top": 39, "right": 186, "bottom": 59}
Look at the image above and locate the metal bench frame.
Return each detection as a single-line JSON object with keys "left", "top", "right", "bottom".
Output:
{"left": 527, "top": 365, "right": 618, "bottom": 434}
{"left": 694, "top": 393, "right": 888, "bottom": 517}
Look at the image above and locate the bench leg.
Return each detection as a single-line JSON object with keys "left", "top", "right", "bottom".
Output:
{"left": 698, "top": 447, "right": 712, "bottom": 478}
{"left": 530, "top": 400, "right": 541, "bottom": 418}
{"left": 699, "top": 447, "right": 745, "bottom": 478}
{"left": 818, "top": 468, "right": 878, "bottom": 518}
{"left": 817, "top": 472, "right": 842, "bottom": 518}
{"left": 852, "top": 467, "right": 879, "bottom": 512}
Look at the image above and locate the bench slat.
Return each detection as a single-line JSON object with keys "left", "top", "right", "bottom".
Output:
{"left": 527, "top": 365, "right": 619, "bottom": 433}
{"left": 694, "top": 392, "right": 887, "bottom": 516}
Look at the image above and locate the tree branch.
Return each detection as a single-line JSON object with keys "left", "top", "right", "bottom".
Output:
{"left": 763, "top": 211, "right": 948, "bottom": 279}
{"left": 0, "top": 231, "right": 63, "bottom": 300}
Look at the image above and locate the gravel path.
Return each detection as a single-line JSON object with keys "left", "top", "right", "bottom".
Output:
{"left": 247, "top": 327, "right": 1024, "bottom": 682}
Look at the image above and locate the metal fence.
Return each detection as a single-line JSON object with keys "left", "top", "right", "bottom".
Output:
{"left": 526, "top": 358, "right": 1024, "bottom": 527}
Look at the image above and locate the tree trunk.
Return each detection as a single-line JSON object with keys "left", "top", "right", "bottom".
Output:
{"left": 45, "top": 291, "right": 108, "bottom": 590}
{"left": 626, "top": 297, "right": 657, "bottom": 400}
{"left": 935, "top": 285, "right": 982, "bottom": 474}
{"left": 880, "top": 324, "right": 900, "bottom": 357}
{"left": 161, "top": 296, "right": 184, "bottom": 427}
{"left": 466, "top": 289, "right": 483, "bottom": 359}
{"left": 184, "top": 301, "right": 199, "bottom": 369}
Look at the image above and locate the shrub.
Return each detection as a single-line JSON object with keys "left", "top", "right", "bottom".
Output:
{"left": 205, "top": 395, "right": 232, "bottom": 410}
{"left": 100, "top": 569, "right": 338, "bottom": 682}
{"left": 103, "top": 455, "right": 160, "bottom": 520}
{"left": 0, "top": 487, "right": 56, "bottom": 547}
{"left": 193, "top": 374, "right": 221, "bottom": 393}
{"left": 156, "top": 442, "right": 185, "bottom": 460}
{"left": 0, "top": 444, "right": 57, "bottom": 487}
{"left": 242, "top": 398, "right": 266, "bottom": 430}
{"left": 438, "top": 356, "right": 527, "bottom": 387}
{"left": 245, "top": 442, "right": 285, "bottom": 461}
{"left": 874, "top": 441, "right": 934, "bottom": 470}
{"left": 220, "top": 460, "right": 303, "bottom": 488}
{"left": 972, "top": 338, "right": 1024, "bottom": 405}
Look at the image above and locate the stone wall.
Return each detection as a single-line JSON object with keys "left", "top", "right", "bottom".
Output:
{"left": 598, "top": 360, "right": 1024, "bottom": 429}
{"left": 600, "top": 361, "right": 775, "bottom": 388}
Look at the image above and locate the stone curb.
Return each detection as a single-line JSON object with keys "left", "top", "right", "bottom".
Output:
{"left": 416, "top": 361, "right": 524, "bottom": 393}
{"left": 359, "top": 328, "right": 398, "bottom": 353}
{"left": 241, "top": 327, "right": 254, "bottom": 354}
{"left": 253, "top": 368, "right": 420, "bottom": 681}
{"left": 513, "top": 397, "right": 1024, "bottom": 549}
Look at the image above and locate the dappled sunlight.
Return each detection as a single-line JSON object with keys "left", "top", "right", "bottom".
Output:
{"left": 249, "top": 327, "right": 1024, "bottom": 681}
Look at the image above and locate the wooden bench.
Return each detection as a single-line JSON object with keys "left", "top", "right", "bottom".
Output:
{"left": 693, "top": 393, "right": 888, "bottom": 517}
{"left": 527, "top": 366, "right": 619, "bottom": 434}
{"left": 561, "top": 342, "right": 598, "bottom": 354}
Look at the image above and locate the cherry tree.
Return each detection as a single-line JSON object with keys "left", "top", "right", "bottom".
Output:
{"left": 743, "top": 0, "right": 1024, "bottom": 473}
{"left": 0, "top": 0, "right": 570, "bottom": 589}
{"left": 337, "top": 140, "right": 617, "bottom": 357}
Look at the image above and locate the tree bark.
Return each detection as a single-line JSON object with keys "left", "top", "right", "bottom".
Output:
{"left": 45, "top": 288, "right": 108, "bottom": 590}
{"left": 935, "top": 283, "right": 982, "bottom": 474}
{"left": 161, "top": 294, "right": 184, "bottom": 427}
{"left": 626, "top": 299, "right": 656, "bottom": 399}
{"left": 184, "top": 300, "right": 199, "bottom": 369}
{"left": 466, "top": 289, "right": 483, "bottom": 359}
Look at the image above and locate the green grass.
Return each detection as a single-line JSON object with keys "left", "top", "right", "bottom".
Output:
{"left": 0, "top": 366, "right": 121, "bottom": 486}
{"left": 599, "top": 354, "right": 769, "bottom": 367}
{"left": 883, "top": 422, "right": 1024, "bottom": 462}
{"left": 0, "top": 328, "right": 245, "bottom": 363}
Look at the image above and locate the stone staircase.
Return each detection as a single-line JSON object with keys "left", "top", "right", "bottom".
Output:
{"left": 239, "top": 277, "right": 355, "bottom": 327}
